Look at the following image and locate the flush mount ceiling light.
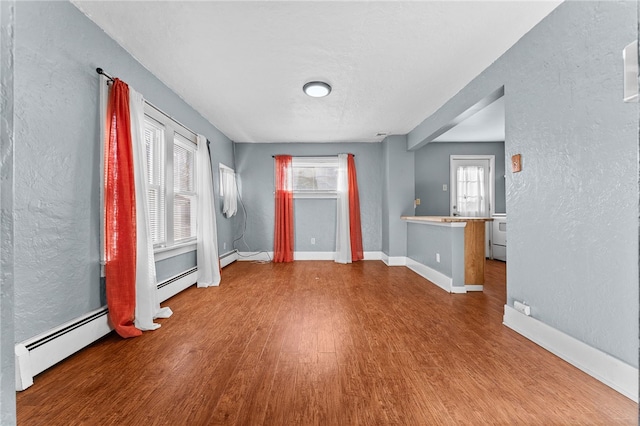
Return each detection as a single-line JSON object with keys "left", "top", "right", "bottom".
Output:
{"left": 303, "top": 81, "right": 331, "bottom": 98}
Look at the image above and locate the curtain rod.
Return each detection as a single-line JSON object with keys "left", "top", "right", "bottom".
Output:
{"left": 96, "top": 67, "right": 115, "bottom": 83}
{"left": 96, "top": 67, "right": 197, "bottom": 141}
{"left": 271, "top": 154, "right": 354, "bottom": 158}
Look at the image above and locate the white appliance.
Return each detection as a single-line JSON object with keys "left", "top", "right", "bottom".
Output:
{"left": 491, "top": 214, "right": 507, "bottom": 261}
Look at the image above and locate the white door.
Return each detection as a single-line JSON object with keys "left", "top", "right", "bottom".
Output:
{"left": 450, "top": 156, "right": 494, "bottom": 256}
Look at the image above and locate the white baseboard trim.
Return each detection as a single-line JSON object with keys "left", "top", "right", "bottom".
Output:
{"left": 503, "top": 305, "right": 638, "bottom": 402}
{"left": 237, "top": 251, "right": 384, "bottom": 262}
{"left": 363, "top": 251, "right": 383, "bottom": 261}
{"left": 381, "top": 254, "right": 407, "bottom": 266}
{"left": 405, "top": 258, "right": 453, "bottom": 293}
{"left": 295, "top": 251, "right": 335, "bottom": 261}
{"left": 237, "top": 251, "right": 273, "bottom": 262}
{"left": 465, "top": 285, "right": 483, "bottom": 292}
{"left": 219, "top": 250, "right": 238, "bottom": 268}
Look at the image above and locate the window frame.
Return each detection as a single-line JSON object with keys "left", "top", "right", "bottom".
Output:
{"left": 144, "top": 104, "right": 198, "bottom": 260}
{"left": 219, "top": 163, "right": 235, "bottom": 197}
{"left": 219, "top": 162, "right": 239, "bottom": 218}
{"left": 290, "top": 156, "right": 339, "bottom": 199}
{"left": 172, "top": 132, "right": 198, "bottom": 244}
{"left": 143, "top": 115, "right": 167, "bottom": 247}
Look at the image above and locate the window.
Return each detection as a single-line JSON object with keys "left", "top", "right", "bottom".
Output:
{"left": 144, "top": 118, "right": 166, "bottom": 245}
{"left": 291, "top": 157, "right": 338, "bottom": 198}
{"left": 455, "top": 165, "right": 486, "bottom": 217}
{"left": 173, "top": 134, "right": 197, "bottom": 242}
{"left": 143, "top": 105, "right": 197, "bottom": 252}
{"left": 219, "top": 163, "right": 238, "bottom": 218}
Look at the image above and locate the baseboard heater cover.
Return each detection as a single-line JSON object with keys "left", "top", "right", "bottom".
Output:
{"left": 23, "top": 309, "right": 108, "bottom": 352}
{"left": 156, "top": 268, "right": 197, "bottom": 302}
{"left": 16, "top": 266, "right": 204, "bottom": 391}
{"left": 15, "top": 306, "right": 112, "bottom": 391}
{"left": 219, "top": 250, "right": 238, "bottom": 268}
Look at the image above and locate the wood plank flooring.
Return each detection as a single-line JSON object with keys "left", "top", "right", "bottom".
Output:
{"left": 17, "top": 260, "right": 637, "bottom": 425}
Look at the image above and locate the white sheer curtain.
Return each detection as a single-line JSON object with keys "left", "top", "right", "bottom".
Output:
{"left": 221, "top": 166, "right": 237, "bottom": 218}
{"left": 129, "top": 88, "right": 173, "bottom": 331}
{"left": 196, "top": 135, "right": 221, "bottom": 287}
{"left": 335, "top": 153, "right": 351, "bottom": 264}
{"left": 456, "top": 165, "right": 486, "bottom": 217}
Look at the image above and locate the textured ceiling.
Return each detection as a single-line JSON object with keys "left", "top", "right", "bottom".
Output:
{"left": 72, "top": 1, "right": 561, "bottom": 143}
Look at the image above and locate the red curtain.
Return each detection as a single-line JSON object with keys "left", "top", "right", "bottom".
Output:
{"left": 347, "top": 154, "right": 364, "bottom": 262}
{"left": 104, "top": 79, "right": 141, "bottom": 338}
{"left": 274, "top": 155, "right": 294, "bottom": 262}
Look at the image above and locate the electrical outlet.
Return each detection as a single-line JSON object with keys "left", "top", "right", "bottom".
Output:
{"left": 223, "top": 242, "right": 227, "bottom": 250}
{"left": 442, "top": 184, "right": 447, "bottom": 191}
{"left": 514, "top": 301, "right": 531, "bottom": 316}
{"left": 311, "top": 238, "right": 316, "bottom": 245}
{"left": 436, "top": 253, "right": 440, "bottom": 263}
{"left": 415, "top": 198, "right": 421, "bottom": 206}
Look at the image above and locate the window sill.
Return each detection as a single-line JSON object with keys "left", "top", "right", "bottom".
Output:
{"left": 293, "top": 192, "right": 337, "bottom": 199}
{"left": 154, "top": 241, "right": 197, "bottom": 261}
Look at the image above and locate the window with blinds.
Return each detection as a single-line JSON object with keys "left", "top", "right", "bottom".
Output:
{"left": 173, "top": 135, "right": 196, "bottom": 242}
{"left": 144, "top": 118, "right": 166, "bottom": 246}
{"left": 143, "top": 104, "right": 197, "bottom": 251}
{"left": 291, "top": 157, "right": 339, "bottom": 197}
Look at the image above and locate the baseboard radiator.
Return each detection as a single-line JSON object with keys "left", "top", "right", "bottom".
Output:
{"left": 16, "top": 266, "right": 202, "bottom": 391}
{"left": 219, "top": 249, "right": 238, "bottom": 268}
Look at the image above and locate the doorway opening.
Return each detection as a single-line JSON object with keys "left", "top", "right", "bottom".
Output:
{"left": 420, "top": 86, "right": 507, "bottom": 299}
{"left": 450, "top": 155, "right": 495, "bottom": 256}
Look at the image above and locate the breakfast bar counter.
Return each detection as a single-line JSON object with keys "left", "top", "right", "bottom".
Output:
{"left": 401, "top": 216, "right": 493, "bottom": 292}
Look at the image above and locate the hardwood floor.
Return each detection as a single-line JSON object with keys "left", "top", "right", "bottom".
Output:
{"left": 17, "top": 260, "right": 637, "bottom": 425}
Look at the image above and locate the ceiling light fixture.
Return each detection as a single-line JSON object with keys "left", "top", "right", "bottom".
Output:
{"left": 303, "top": 81, "right": 331, "bottom": 98}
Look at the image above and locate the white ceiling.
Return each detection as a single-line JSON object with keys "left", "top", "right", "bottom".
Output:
{"left": 433, "top": 96, "right": 504, "bottom": 142}
{"left": 72, "top": 1, "right": 561, "bottom": 143}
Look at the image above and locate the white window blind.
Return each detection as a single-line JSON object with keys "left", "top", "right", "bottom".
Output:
{"left": 142, "top": 104, "right": 197, "bottom": 252}
{"left": 291, "top": 157, "right": 339, "bottom": 197}
{"left": 173, "top": 134, "right": 197, "bottom": 242}
{"left": 144, "top": 117, "right": 166, "bottom": 246}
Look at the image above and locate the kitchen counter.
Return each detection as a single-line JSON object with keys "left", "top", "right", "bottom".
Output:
{"left": 402, "top": 216, "right": 493, "bottom": 290}
{"left": 401, "top": 215, "right": 494, "bottom": 223}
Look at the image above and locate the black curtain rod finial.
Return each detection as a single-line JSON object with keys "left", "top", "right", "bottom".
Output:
{"left": 96, "top": 67, "right": 115, "bottom": 82}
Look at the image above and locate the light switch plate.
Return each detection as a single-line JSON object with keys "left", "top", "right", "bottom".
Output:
{"left": 512, "top": 154, "right": 522, "bottom": 173}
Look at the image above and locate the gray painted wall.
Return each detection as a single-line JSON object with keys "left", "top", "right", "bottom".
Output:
{"left": 155, "top": 252, "right": 197, "bottom": 283}
{"left": 234, "top": 142, "right": 382, "bottom": 253}
{"left": 1, "top": 0, "right": 16, "bottom": 423}
{"left": 415, "top": 142, "right": 505, "bottom": 216}
{"left": 14, "top": 1, "right": 236, "bottom": 342}
{"left": 409, "top": 1, "right": 638, "bottom": 367}
{"left": 407, "top": 223, "right": 465, "bottom": 288}
{"left": 381, "top": 135, "right": 415, "bottom": 257}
